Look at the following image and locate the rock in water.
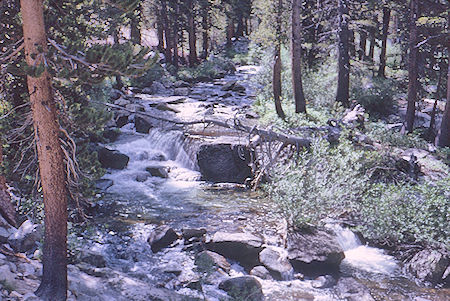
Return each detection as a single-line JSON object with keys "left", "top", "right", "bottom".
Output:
{"left": 259, "top": 247, "right": 293, "bottom": 280}
{"left": 97, "top": 148, "right": 129, "bottom": 170}
{"left": 8, "top": 220, "right": 43, "bottom": 253}
{"left": 206, "top": 232, "right": 263, "bottom": 269}
{"left": 197, "top": 144, "right": 252, "bottom": 183}
{"left": 195, "top": 251, "right": 231, "bottom": 273}
{"left": 334, "top": 277, "right": 375, "bottom": 301}
{"left": 219, "top": 276, "right": 264, "bottom": 301}
{"left": 135, "top": 116, "right": 152, "bottom": 134}
{"left": 405, "top": 249, "right": 449, "bottom": 285}
{"left": 287, "top": 228, "right": 344, "bottom": 277}
{"left": 146, "top": 166, "right": 169, "bottom": 178}
{"left": 95, "top": 179, "right": 113, "bottom": 191}
{"left": 250, "top": 266, "right": 273, "bottom": 280}
{"left": 147, "top": 226, "right": 179, "bottom": 253}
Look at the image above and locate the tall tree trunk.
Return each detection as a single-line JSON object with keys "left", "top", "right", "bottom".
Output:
{"left": 187, "top": 0, "right": 198, "bottom": 67}
{"left": 368, "top": 25, "right": 376, "bottom": 62}
{"left": 359, "top": 30, "right": 367, "bottom": 60}
{"left": 172, "top": 3, "right": 180, "bottom": 68}
{"left": 201, "top": 7, "right": 209, "bottom": 59}
{"left": 161, "top": 0, "right": 172, "bottom": 64}
{"left": 157, "top": 16, "right": 165, "bottom": 52}
{"left": 292, "top": 0, "right": 306, "bottom": 113}
{"left": 349, "top": 30, "right": 356, "bottom": 57}
{"left": 336, "top": 0, "right": 350, "bottom": 107}
{"left": 436, "top": 48, "right": 450, "bottom": 147}
{"left": 226, "top": 18, "right": 234, "bottom": 47}
{"left": 113, "top": 29, "right": 124, "bottom": 90}
{"left": 273, "top": 0, "right": 285, "bottom": 119}
{"left": 236, "top": 16, "right": 244, "bottom": 37}
{"left": 20, "top": 0, "right": 68, "bottom": 299}
{"left": 427, "top": 64, "right": 444, "bottom": 141}
{"left": 378, "top": 7, "right": 391, "bottom": 77}
{"left": 405, "top": 0, "right": 419, "bottom": 133}
{"left": 130, "top": 4, "right": 141, "bottom": 45}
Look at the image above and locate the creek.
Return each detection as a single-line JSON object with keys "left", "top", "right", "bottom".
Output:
{"left": 81, "top": 66, "right": 449, "bottom": 300}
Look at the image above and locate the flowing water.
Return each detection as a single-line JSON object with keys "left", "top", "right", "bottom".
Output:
{"left": 82, "top": 66, "right": 449, "bottom": 300}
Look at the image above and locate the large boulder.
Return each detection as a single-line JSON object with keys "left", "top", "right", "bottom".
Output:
{"left": 147, "top": 226, "right": 179, "bottom": 253}
{"left": 135, "top": 116, "right": 153, "bottom": 134}
{"left": 219, "top": 276, "right": 264, "bottom": 301}
{"left": 250, "top": 266, "right": 273, "bottom": 280}
{"left": 97, "top": 148, "right": 129, "bottom": 170}
{"left": 195, "top": 251, "right": 231, "bottom": 273}
{"left": 197, "top": 144, "right": 252, "bottom": 183}
{"left": 8, "top": 220, "right": 43, "bottom": 253}
{"left": 206, "top": 232, "right": 263, "bottom": 268}
{"left": 80, "top": 250, "right": 106, "bottom": 268}
{"left": 259, "top": 246, "right": 293, "bottom": 280}
{"left": 405, "top": 249, "right": 449, "bottom": 285}
{"left": 287, "top": 228, "right": 344, "bottom": 277}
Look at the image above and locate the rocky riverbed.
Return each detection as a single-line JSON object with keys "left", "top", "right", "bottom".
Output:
{"left": 1, "top": 66, "right": 449, "bottom": 300}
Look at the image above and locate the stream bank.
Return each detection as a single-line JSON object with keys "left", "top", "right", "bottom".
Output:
{"left": 0, "top": 65, "right": 449, "bottom": 300}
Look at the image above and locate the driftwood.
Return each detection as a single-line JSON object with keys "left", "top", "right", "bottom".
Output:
{"left": 99, "top": 102, "right": 312, "bottom": 148}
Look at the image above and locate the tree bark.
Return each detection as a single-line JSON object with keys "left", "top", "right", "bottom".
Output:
{"left": 130, "top": 4, "right": 141, "bottom": 45}
{"left": 236, "top": 16, "right": 244, "bottom": 37}
{"left": 405, "top": 0, "right": 419, "bottom": 133}
{"left": 161, "top": 0, "right": 172, "bottom": 64}
{"left": 20, "top": 0, "right": 68, "bottom": 299}
{"left": 436, "top": 52, "right": 450, "bottom": 147}
{"left": 336, "top": 0, "right": 350, "bottom": 107}
{"left": 187, "top": 0, "right": 198, "bottom": 67}
{"left": 378, "top": 7, "right": 390, "bottom": 77}
{"left": 201, "top": 6, "right": 209, "bottom": 59}
{"left": 226, "top": 18, "right": 234, "bottom": 48}
{"left": 359, "top": 30, "right": 367, "bottom": 60}
{"left": 172, "top": 2, "right": 180, "bottom": 68}
{"left": 273, "top": 0, "right": 285, "bottom": 119}
{"left": 292, "top": 0, "right": 306, "bottom": 113}
{"left": 156, "top": 16, "right": 165, "bottom": 52}
{"left": 368, "top": 25, "right": 376, "bottom": 62}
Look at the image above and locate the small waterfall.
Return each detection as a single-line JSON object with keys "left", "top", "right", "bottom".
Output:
{"left": 328, "top": 224, "right": 399, "bottom": 275}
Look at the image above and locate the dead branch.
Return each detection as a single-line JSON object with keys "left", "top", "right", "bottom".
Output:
{"left": 98, "top": 101, "right": 312, "bottom": 148}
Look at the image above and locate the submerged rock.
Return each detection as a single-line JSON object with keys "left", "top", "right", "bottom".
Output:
{"left": 147, "top": 226, "right": 179, "bottom": 253}
{"left": 95, "top": 179, "right": 113, "bottom": 191}
{"left": 206, "top": 231, "right": 263, "bottom": 268}
{"left": 8, "top": 220, "right": 42, "bottom": 253}
{"left": 405, "top": 249, "right": 449, "bottom": 285}
{"left": 219, "top": 276, "right": 264, "bottom": 301}
{"left": 98, "top": 147, "right": 129, "bottom": 170}
{"left": 287, "top": 228, "right": 344, "bottom": 277}
{"left": 197, "top": 143, "right": 252, "bottom": 183}
{"left": 259, "top": 246, "right": 293, "bottom": 280}
{"left": 146, "top": 166, "right": 169, "bottom": 178}
{"left": 334, "top": 277, "right": 375, "bottom": 301}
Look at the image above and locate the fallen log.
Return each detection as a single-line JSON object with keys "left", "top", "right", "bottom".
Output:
{"left": 98, "top": 102, "right": 312, "bottom": 149}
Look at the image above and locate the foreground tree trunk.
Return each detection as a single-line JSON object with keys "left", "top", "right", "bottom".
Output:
{"left": 405, "top": 0, "right": 419, "bottom": 133}
{"left": 20, "top": 0, "right": 68, "bottom": 299}
{"left": 378, "top": 7, "right": 391, "bottom": 77}
{"left": 436, "top": 56, "right": 450, "bottom": 147}
{"left": 336, "top": 0, "right": 350, "bottom": 107}
{"left": 292, "top": 0, "right": 306, "bottom": 113}
{"left": 187, "top": 0, "right": 198, "bottom": 66}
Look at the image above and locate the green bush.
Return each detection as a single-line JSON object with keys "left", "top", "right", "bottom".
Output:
{"left": 359, "top": 179, "right": 449, "bottom": 247}
{"left": 177, "top": 55, "right": 236, "bottom": 82}
{"left": 266, "top": 140, "right": 373, "bottom": 228}
{"left": 352, "top": 77, "right": 398, "bottom": 117}
{"left": 130, "top": 62, "right": 165, "bottom": 88}
{"left": 366, "top": 122, "right": 428, "bottom": 149}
